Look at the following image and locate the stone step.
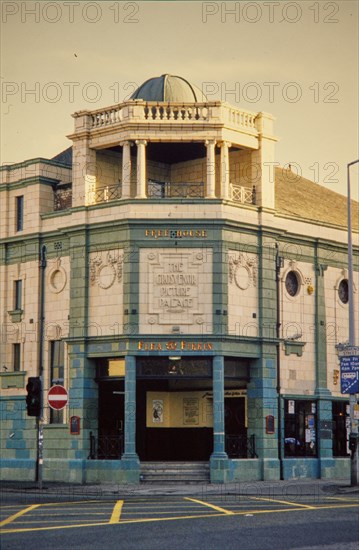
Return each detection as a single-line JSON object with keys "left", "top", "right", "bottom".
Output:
{"left": 140, "top": 462, "right": 210, "bottom": 483}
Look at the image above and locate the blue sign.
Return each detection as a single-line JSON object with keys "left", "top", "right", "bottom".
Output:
{"left": 340, "top": 356, "right": 359, "bottom": 394}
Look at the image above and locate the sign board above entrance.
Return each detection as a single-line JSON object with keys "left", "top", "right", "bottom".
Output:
{"left": 137, "top": 341, "right": 214, "bottom": 352}
{"left": 144, "top": 229, "right": 208, "bottom": 239}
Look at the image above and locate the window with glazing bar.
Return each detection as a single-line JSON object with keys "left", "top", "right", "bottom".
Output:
{"left": 16, "top": 196, "right": 24, "bottom": 231}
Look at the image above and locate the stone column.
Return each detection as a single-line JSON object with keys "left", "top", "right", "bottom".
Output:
{"left": 211, "top": 356, "right": 227, "bottom": 458}
{"left": 219, "top": 141, "right": 231, "bottom": 200}
{"left": 205, "top": 140, "right": 216, "bottom": 198}
{"left": 121, "top": 355, "right": 140, "bottom": 482}
{"left": 210, "top": 355, "right": 230, "bottom": 483}
{"left": 135, "top": 140, "right": 147, "bottom": 199}
{"left": 122, "top": 355, "right": 138, "bottom": 459}
{"left": 121, "top": 141, "right": 132, "bottom": 199}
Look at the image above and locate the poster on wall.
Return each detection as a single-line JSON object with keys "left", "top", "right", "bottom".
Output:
{"left": 183, "top": 397, "right": 199, "bottom": 425}
{"left": 152, "top": 400, "right": 164, "bottom": 423}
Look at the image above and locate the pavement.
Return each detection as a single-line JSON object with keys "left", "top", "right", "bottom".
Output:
{"left": 1, "top": 478, "right": 359, "bottom": 499}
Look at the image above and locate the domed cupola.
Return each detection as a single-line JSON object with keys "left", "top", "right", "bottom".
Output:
{"left": 130, "top": 74, "right": 207, "bottom": 102}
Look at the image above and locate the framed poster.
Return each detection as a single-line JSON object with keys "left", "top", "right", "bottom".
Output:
{"left": 152, "top": 400, "right": 164, "bottom": 423}
{"left": 183, "top": 397, "right": 199, "bottom": 425}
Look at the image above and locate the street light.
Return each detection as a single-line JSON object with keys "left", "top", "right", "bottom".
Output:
{"left": 347, "top": 159, "right": 359, "bottom": 487}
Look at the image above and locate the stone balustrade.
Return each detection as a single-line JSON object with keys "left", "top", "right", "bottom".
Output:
{"left": 73, "top": 101, "right": 258, "bottom": 134}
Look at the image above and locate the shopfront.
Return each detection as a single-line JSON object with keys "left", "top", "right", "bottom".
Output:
{"left": 94, "top": 353, "right": 250, "bottom": 463}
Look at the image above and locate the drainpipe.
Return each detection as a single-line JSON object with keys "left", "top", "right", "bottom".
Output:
{"left": 275, "top": 244, "right": 284, "bottom": 480}
{"left": 37, "top": 244, "right": 47, "bottom": 489}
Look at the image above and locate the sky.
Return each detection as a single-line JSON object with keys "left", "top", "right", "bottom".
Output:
{"left": 1, "top": 0, "right": 358, "bottom": 199}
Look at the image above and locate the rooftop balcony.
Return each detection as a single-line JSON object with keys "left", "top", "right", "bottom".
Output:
{"left": 68, "top": 99, "right": 276, "bottom": 209}
{"left": 70, "top": 100, "right": 262, "bottom": 151}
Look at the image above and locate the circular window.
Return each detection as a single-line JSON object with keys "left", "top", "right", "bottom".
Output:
{"left": 285, "top": 271, "right": 300, "bottom": 297}
{"left": 338, "top": 279, "right": 349, "bottom": 304}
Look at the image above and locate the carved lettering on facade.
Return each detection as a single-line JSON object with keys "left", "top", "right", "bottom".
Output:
{"left": 147, "top": 251, "right": 211, "bottom": 325}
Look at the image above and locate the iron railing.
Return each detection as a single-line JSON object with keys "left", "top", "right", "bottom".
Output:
{"left": 148, "top": 179, "right": 205, "bottom": 199}
{"left": 88, "top": 432, "right": 256, "bottom": 460}
{"left": 88, "top": 432, "right": 124, "bottom": 460}
{"left": 53, "top": 182, "right": 255, "bottom": 208}
{"left": 225, "top": 434, "right": 258, "bottom": 459}
{"left": 92, "top": 183, "right": 122, "bottom": 203}
{"left": 54, "top": 184, "right": 72, "bottom": 211}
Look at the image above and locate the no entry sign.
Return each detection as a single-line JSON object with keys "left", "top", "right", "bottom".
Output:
{"left": 48, "top": 385, "right": 68, "bottom": 410}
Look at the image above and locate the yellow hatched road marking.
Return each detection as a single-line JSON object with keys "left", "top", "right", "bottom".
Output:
{"left": 250, "top": 496, "right": 315, "bottom": 509}
{"left": 185, "top": 497, "right": 234, "bottom": 515}
{"left": 325, "top": 496, "right": 359, "bottom": 502}
{"left": 1, "top": 501, "right": 358, "bottom": 534}
{"left": 109, "top": 500, "right": 124, "bottom": 523}
{"left": 0, "top": 505, "right": 41, "bottom": 528}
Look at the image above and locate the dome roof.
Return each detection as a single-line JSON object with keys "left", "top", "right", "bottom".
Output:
{"left": 130, "top": 74, "right": 207, "bottom": 102}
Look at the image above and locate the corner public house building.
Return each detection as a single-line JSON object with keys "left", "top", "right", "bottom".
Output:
{"left": 1, "top": 74, "right": 358, "bottom": 484}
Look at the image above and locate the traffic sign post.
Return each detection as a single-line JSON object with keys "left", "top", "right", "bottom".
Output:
{"left": 48, "top": 385, "right": 68, "bottom": 410}
{"left": 340, "top": 355, "right": 359, "bottom": 394}
{"left": 339, "top": 344, "right": 359, "bottom": 487}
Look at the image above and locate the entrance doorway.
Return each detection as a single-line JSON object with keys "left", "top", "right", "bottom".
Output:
{"left": 225, "top": 397, "right": 246, "bottom": 434}
{"left": 225, "top": 396, "right": 248, "bottom": 458}
{"left": 136, "top": 379, "right": 213, "bottom": 461}
{"left": 97, "top": 380, "right": 124, "bottom": 458}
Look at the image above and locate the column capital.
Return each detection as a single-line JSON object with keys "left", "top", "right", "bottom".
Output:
{"left": 135, "top": 139, "right": 147, "bottom": 146}
{"left": 120, "top": 140, "right": 134, "bottom": 147}
{"left": 205, "top": 139, "right": 216, "bottom": 147}
{"left": 217, "top": 141, "right": 232, "bottom": 148}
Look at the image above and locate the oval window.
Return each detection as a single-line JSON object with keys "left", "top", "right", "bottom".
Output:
{"left": 338, "top": 279, "right": 349, "bottom": 304}
{"left": 285, "top": 271, "right": 299, "bottom": 297}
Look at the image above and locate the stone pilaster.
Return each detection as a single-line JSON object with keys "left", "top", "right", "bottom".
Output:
{"left": 72, "top": 137, "right": 96, "bottom": 207}
{"left": 252, "top": 112, "right": 277, "bottom": 209}
{"left": 314, "top": 250, "right": 333, "bottom": 475}
{"left": 246, "top": 233, "right": 280, "bottom": 480}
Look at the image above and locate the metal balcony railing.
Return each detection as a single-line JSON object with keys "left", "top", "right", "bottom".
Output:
{"left": 148, "top": 179, "right": 205, "bottom": 199}
{"left": 54, "top": 184, "right": 72, "bottom": 211}
{"left": 92, "top": 183, "right": 122, "bottom": 203}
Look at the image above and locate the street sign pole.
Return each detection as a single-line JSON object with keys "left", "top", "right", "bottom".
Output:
{"left": 347, "top": 160, "right": 359, "bottom": 487}
{"left": 37, "top": 244, "right": 46, "bottom": 490}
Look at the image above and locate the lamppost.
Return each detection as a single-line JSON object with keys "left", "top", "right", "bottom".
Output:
{"left": 347, "top": 159, "right": 359, "bottom": 486}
